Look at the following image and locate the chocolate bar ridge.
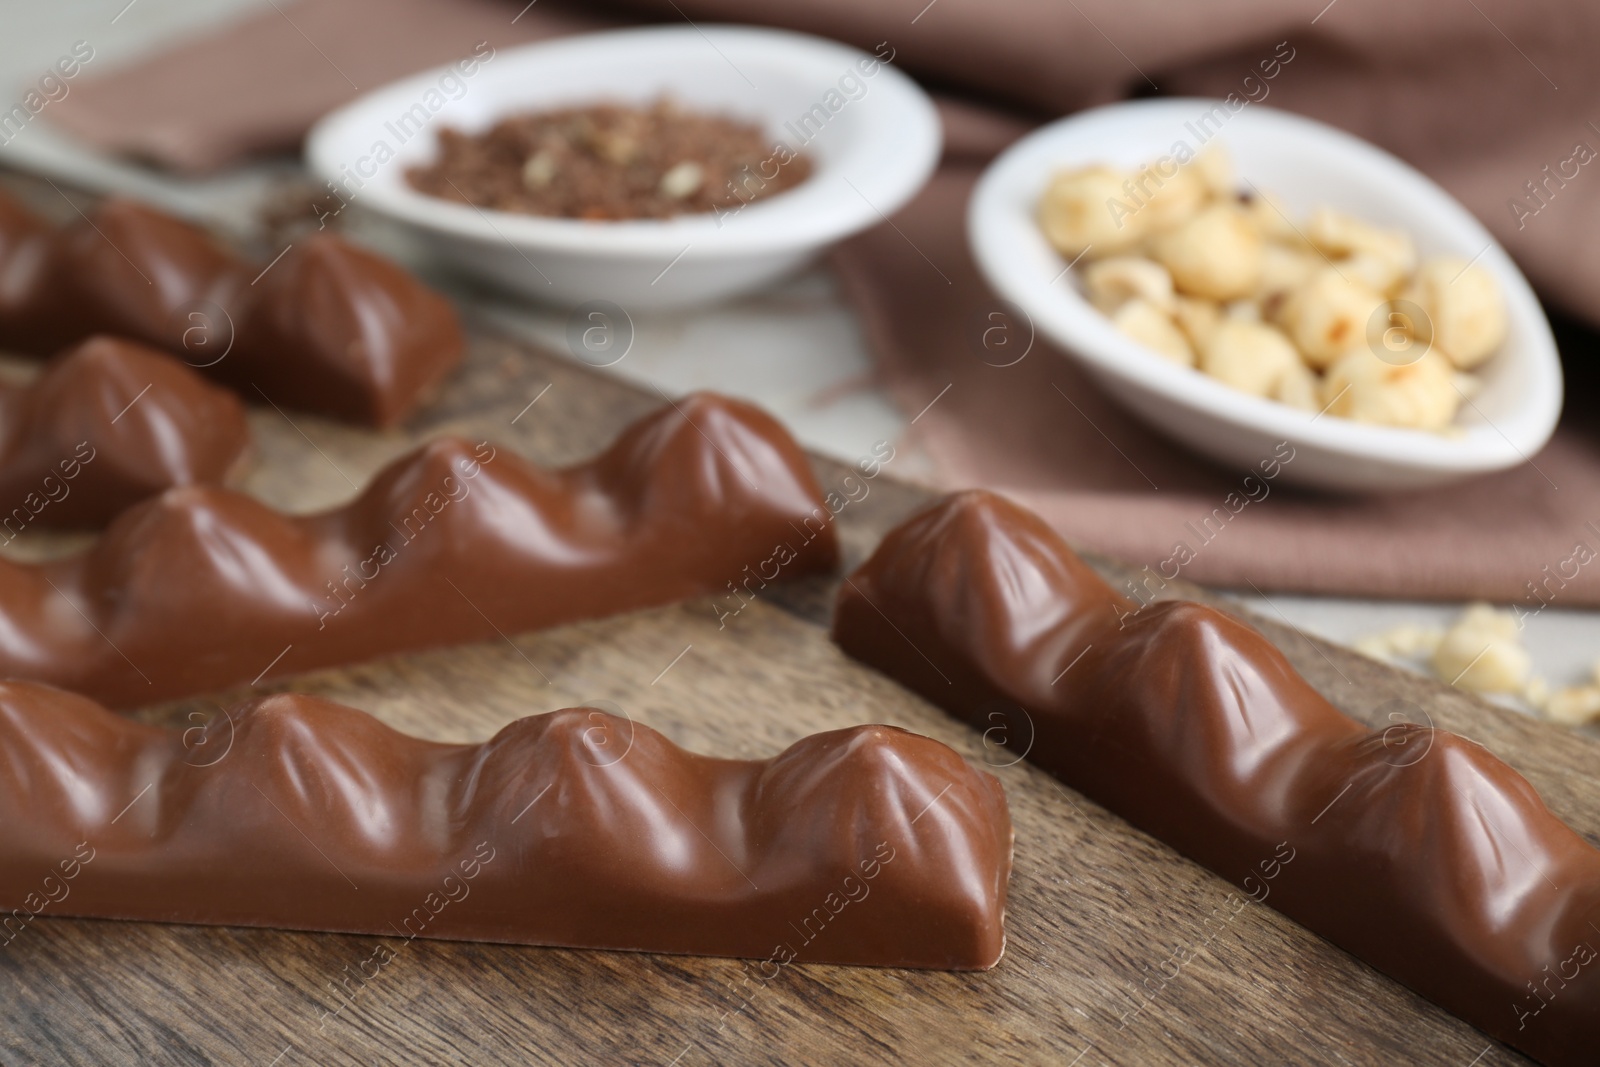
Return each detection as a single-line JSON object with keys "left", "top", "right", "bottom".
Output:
{"left": 0, "top": 682, "right": 1012, "bottom": 970}
{"left": 0, "top": 191, "right": 463, "bottom": 426}
{"left": 0, "top": 335, "right": 251, "bottom": 529}
{"left": 833, "top": 490, "right": 1600, "bottom": 1066}
{"left": 0, "top": 392, "right": 838, "bottom": 708}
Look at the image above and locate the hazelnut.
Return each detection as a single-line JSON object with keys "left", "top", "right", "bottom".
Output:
{"left": 1172, "top": 295, "right": 1223, "bottom": 350}
{"left": 1199, "top": 319, "right": 1301, "bottom": 398}
{"left": 1244, "top": 190, "right": 1309, "bottom": 247}
{"left": 1038, "top": 165, "right": 1147, "bottom": 258}
{"left": 1353, "top": 624, "right": 1444, "bottom": 661}
{"left": 1192, "top": 144, "right": 1234, "bottom": 198}
{"left": 1112, "top": 298, "right": 1195, "bottom": 366}
{"left": 659, "top": 161, "right": 705, "bottom": 200}
{"left": 1275, "top": 357, "right": 1320, "bottom": 412}
{"left": 1280, "top": 268, "right": 1388, "bottom": 368}
{"left": 1307, "top": 207, "right": 1416, "bottom": 278}
{"left": 1543, "top": 686, "right": 1600, "bottom": 727}
{"left": 521, "top": 150, "right": 558, "bottom": 190}
{"left": 1257, "top": 244, "right": 1322, "bottom": 305}
{"left": 1320, "top": 348, "right": 1462, "bottom": 431}
{"left": 1152, "top": 203, "right": 1264, "bottom": 301}
{"left": 1402, "top": 257, "right": 1508, "bottom": 370}
{"left": 1431, "top": 603, "right": 1529, "bottom": 694}
{"left": 1136, "top": 161, "right": 1208, "bottom": 233}
{"left": 1085, "top": 256, "right": 1175, "bottom": 314}
{"left": 1339, "top": 251, "right": 1411, "bottom": 297}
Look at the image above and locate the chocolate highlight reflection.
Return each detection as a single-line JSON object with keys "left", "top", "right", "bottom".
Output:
{"left": 0, "top": 683, "right": 1012, "bottom": 969}
{"left": 0, "top": 393, "right": 837, "bottom": 709}
{"left": 0, "top": 336, "right": 250, "bottom": 529}
{"left": 0, "top": 190, "right": 463, "bottom": 426}
{"left": 833, "top": 491, "right": 1600, "bottom": 1067}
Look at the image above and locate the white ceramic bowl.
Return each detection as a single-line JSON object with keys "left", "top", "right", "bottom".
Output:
{"left": 968, "top": 98, "right": 1562, "bottom": 492}
{"left": 306, "top": 26, "right": 940, "bottom": 310}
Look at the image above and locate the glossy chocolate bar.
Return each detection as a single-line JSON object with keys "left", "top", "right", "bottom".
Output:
{"left": 0, "top": 190, "right": 463, "bottom": 426}
{"left": 0, "top": 335, "right": 250, "bottom": 530}
{"left": 0, "top": 392, "right": 837, "bottom": 709}
{"left": 0, "top": 682, "right": 1012, "bottom": 970}
{"left": 833, "top": 491, "right": 1600, "bottom": 1067}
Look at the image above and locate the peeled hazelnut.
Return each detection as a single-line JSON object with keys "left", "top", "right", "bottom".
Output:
{"left": 521, "top": 150, "right": 557, "bottom": 190}
{"left": 1275, "top": 357, "right": 1320, "bottom": 412}
{"left": 1152, "top": 203, "right": 1264, "bottom": 301}
{"left": 1172, "top": 296, "right": 1223, "bottom": 350}
{"left": 1340, "top": 251, "right": 1410, "bottom": 297}
{"left": 1403, "top": 257, "right": 1508, "bottom": 370}
{"left": 1085, "top": 256, "right": 1175, "bottom": 314}
{"left": 1136, "top": 162, "right": 1208, "bottom": 233}
{"left": 1431, "top": 602, "right": 1529, "bottom": 694}
{"left": 1244, "top": 190, "right": 1309, "bottom": 247}
{"left": 1112, "top": 298, "right": 1195, "bottom": 366}
{"left": 1320, "top": 348, "right": 1462, "bottom": 431}
{"left": 1038, "top": 165, "right": 1146, "bottom": 258}
{"left": 659, "top": 161, "right": 705, "bottom": 200}
{"left": 1353, "top": 624, "right": 1445, "bottom": 662}
{"left": 1280, "top": 268, "right": 1388, "bottom": 368}
{"left": 1257, "top": 244, "right": 1322, "bottom": 305}
{"left": 1544, "top": 686, "right": 1600, "bottom": 727}
{"left": 1199, "top": 319, "right": 1301, "bottom": 397}
{"left": 593, "top": 130, "right": 640, "bottom": 166}
{"left": 1192, "top": 144, "right": 1234, "bottom": 198}
{"left": 1307, "top": 207, "right": 1416, "bottom": 278}
{"left": 1388, "top": 624, "right": 1444, "bottom": 658}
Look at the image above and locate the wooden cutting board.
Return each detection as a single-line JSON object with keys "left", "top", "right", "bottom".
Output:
{"left": 1, "top": 315, "right": 1594, "bottom": 1067}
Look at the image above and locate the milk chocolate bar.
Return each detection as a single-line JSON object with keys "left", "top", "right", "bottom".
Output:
{"left": 0, "top": 682, "right": 1012, "bottom": 970}
{"left": 1, "top": 335, "right": 250, "bottom": 530}
{"left": 833, "top": 491, "right": 1600, "bottom": 1067}
{"left": 0, "top": 392, "right": 837, "bottom": 709}
{"left": 0, "top": 190, "right": 463, "bottom": 426}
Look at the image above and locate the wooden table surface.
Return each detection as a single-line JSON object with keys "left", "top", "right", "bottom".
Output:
{"left": 1, "top": 318, "right": 1595, "bottom": 1067}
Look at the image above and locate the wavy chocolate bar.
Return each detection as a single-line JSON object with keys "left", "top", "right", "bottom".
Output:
{"left": 1, "top": 335, "right": 250, "bottom": 531}
{"left": 0, "top": 682, "right": 1012, "bottom": 970}
{"left": 833, "top": 491, "right": 1600, "bottom": 1067}
{"left": 0, "top": 392, "right": 837, "bottom": 708}
{"left": 0, "top": 190, "right": 462, "bottom": 426}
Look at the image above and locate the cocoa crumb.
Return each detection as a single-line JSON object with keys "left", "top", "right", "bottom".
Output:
{"left": 405, "top": 99, "right": 812, "bottom": 221}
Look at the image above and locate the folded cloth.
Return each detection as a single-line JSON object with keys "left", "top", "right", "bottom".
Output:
{"left": 48, "top": 0, "right": 602, "bottom": 172}
{"left": 43, "top": 0, "right": 1600, "bottom": 606}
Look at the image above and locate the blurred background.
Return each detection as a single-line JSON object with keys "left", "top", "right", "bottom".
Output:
{"left": 5, "top": 0, "right": 1600, "bottom": 726}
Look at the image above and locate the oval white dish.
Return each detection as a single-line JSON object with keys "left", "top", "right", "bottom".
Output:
{"left": 307, "top": 25, "right": 941, "bottom": 310}
{"left": 968, "top": 98, "right": 1562, "bottom": 492}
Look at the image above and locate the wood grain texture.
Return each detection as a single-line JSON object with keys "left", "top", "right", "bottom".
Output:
{"left": 0, "top": 313, "right": 1594, "bottom": 1067}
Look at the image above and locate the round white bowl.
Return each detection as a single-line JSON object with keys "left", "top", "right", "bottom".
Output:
{"left": 968, "top": 98, "right": 1562, "bottom": 492}
{"left": 306, "top": 25, "right": 940, "bottom": 310}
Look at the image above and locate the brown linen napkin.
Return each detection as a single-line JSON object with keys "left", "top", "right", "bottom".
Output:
{"left": 41, "top": 0, "right": 1600, "bottom": 605}
{"left": 47, "top": 0, "right": 603, "bottom": 172}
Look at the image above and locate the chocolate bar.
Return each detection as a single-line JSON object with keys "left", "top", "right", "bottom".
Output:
{"left": 1, "top": 335, "right": 250, "bottom": 530}
{"left": 0, "top": 681, "right": 1012, "bottom": 971}
{"left": 0, "top": 190, "right": 463, "bottom": 426}
{"left": 833, "top": 491, "right": 1600, "bottom": 1067}
{"left": 0, "top": 392, "right": 838, "bottom": 709}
